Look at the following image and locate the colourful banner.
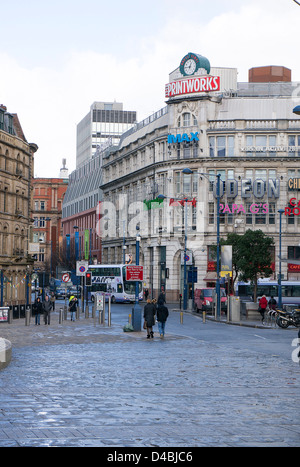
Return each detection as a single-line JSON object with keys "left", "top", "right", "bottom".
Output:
{"left": 84, "top": 230, "right": 89, "bottom": 261}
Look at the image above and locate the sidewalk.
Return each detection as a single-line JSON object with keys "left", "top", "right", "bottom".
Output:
{"left": 169, "top": 303, "right": 274, "bottom": 329}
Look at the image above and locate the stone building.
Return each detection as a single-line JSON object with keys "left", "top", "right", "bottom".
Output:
{"left": 99, "top": 54, "right": 300, "bottom": 301}
{"left": 0, "top": 104, "right": 38, "bottom": 306}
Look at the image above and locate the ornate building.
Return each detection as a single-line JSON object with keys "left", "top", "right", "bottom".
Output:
{"left": 0, "top": 104, "right": 38, "bottom": 306}
{"left": 99, "top": 54, "right": 300, "bottom": 301}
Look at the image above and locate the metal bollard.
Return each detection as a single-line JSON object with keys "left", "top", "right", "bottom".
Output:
{"left": 180, "top": 311, "right": 183, "bottom": 324}
{"left": 128, "top": 313, "right": 132, "bottom": 325}
{"left": 59, "top": 308, "right": 63, "bottom": 324}
{"left": 203, "top": 310, "right": 206, "bottom": 323}
{"left": 85, "top": 304, "right": 89, "bottom": 319}
{"left": 108, "top": 297, "right": 111, "bottom": 327}
{"left": 25, "top": 308, "right": 31, "bottom": 326}
{"left": 8, "top": 308, "right": 13, "bottom": 324}
{"left": 92, "top": 301, "right": 96, "bottom": 319}
{"left": 64, "top": 305, "right": 68, "bottom": 320}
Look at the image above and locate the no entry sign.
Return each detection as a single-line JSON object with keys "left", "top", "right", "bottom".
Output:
{"left": 62, "top": 273, "right": 70, "bottom": 283}
{"left": 126, "top": 265, "right": 143, "bottom": 281}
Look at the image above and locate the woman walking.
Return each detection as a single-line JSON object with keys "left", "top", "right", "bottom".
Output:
{"left": 157, "top": 303, "right": 169, "bottom": 338}
{"left": 143, "top": 299, "right": 156, "bottom": 338}
{"left": 33, "top": 297, "right": 43, "bottom": 325}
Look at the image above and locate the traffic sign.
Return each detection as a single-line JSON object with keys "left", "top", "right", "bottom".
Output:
{"left": 76, "top": 260, "right": 89, "bottom": 276}
{"left": 126, "top": 265, "right": 143, "bottom": 281}
{"left": 62, "top": 273, "right": 70, "bottom": 283}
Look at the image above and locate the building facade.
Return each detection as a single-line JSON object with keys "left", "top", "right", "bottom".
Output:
{"left": 98, "top": 53, "right": 300, "bottom": 301}
{"left": 76, "top": 101, "right": 137, "bottom": 168}
{"left": 0, "top": 104, "right": 38, "bottom": 306}
{"left": 32, "top": 176, "right": 69, "bottom": 279}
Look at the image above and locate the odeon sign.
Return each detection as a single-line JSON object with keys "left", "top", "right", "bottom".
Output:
{"left": 213, "top": 178, "right": 280, "bottom": 199}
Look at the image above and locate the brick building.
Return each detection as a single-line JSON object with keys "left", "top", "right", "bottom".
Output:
{"left": 32, "top": 176, "right": 69, "bottom": 279}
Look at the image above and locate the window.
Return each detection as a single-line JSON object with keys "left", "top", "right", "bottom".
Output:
{"left": 246, "top": 135, "right": 277, "bottom": 156}
{"left": 209, "top": 136, "right": 235, "bottom": 157}
{"left": 183, "top": 113, "right": 190, "bottom": 127}
{"left": 288, "top": 246, "right": 300, "bottom": 260}
{"left": 178, "top": 113, "right": 197, "bottom": 127}
{"left": 40, "top": 201, "right": 45, "bottom": 211}
{"left": 288, "top": 135, "right": 300, "bottom": 156}
{"left": 208, "top": 202, "right": 214, "bottom": 224}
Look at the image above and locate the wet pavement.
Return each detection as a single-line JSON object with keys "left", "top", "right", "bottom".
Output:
{"left": 0, "top": 303, "right": 299, "bottom": 447}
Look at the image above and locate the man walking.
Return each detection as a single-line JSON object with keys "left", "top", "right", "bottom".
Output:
{"left": 42, "top": 294, "right": 52, "bottom": 325}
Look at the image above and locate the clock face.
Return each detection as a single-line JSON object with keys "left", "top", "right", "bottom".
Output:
{"left": 184, "top": 59, "right": 196, "bottom": 75}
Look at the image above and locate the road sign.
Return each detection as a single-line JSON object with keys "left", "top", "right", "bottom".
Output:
{"left": 62, "top": 273, "right": 70, "bottom": 283}
{"left": 76, "top": 260, "right": 89, "bottom": 276}
{"left": 126, "top": 265, "right": 143, "bottom": 281}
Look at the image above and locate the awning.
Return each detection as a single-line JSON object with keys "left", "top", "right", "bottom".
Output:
{"left": 203, "top": 271, "right": 217, "bottom": 281}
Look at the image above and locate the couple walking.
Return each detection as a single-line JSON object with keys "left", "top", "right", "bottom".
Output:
{"left": 143, "top": 292, "right": 169, "bottom": 339}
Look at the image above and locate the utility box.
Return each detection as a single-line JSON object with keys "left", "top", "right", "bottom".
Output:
{"left": 229, "top": 296, "right": 241, "bottom": 322}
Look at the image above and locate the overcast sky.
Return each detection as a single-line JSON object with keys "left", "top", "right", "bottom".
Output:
{"left": 1, "top": 0, "right": 299, "bottom": 178}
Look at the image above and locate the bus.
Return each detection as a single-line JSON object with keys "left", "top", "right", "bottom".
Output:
{"left": 88, "top": 264, "right": 143, "bottom": 303}
{"left": 236, "top": 279, "right": 300, "bottom": 306}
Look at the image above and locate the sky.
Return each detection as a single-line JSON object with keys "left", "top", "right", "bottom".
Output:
{"left": 1, "top": 0, "right": 300, "bottom": 178}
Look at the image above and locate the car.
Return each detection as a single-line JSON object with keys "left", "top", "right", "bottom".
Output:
{"left": 67, "top": 286, "right": 82, "bottom": 299}
{"left": 55, "top": 287, "right": 67, "bottom": 299}
{"left": 194, "top": 287, "right": 227, "bottom": 313}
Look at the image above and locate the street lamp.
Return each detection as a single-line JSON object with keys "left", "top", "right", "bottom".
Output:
{"left": 278, "top": 209, "right": 285, "bottom": 309}
{"left": 198, "top": 172, "right": 221, "bottom": 320}
{"left": 293, "top": 105, "right": 300, "bottom": 115}
{"left": 157, "top": 193, "right": 190, "bottom": 310}
{"left": 132, "top": 226, "right": 142, "bottom": 331}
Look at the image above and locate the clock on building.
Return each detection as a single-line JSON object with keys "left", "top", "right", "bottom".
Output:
{"left": 180, "top": 53, "right": 211, "bottom": 77}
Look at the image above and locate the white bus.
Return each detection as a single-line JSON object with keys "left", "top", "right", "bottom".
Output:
{"left": 88, "top": 264, "right": 143, "bottom": 303}
{"left": 236, "top": 279, "right": 300, "bottom": 306}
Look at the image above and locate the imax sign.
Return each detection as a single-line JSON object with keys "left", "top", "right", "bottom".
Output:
{"left": 168, "top": 132, "right": 199, "bottom": 144}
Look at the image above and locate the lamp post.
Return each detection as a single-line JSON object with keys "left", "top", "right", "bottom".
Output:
{"left": 158, "top": 167, "right": 193, "bottom": 311}
{"left": 132, "top": 226, "right": 142, "bottom": 331}
{"left": 197, "top": 172, "right": 221, "bottom": 320}
{"left": 278, "top": 209, "right": 285, "bottom": 309}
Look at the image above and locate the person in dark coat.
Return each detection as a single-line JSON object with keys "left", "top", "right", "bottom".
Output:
{"left": 69, "top": 296, "right": 78, "bottom": 321}
{"left": 268, "top": 296, "right": 277, "bottom": 310}
{"left": 42, "top": 295, "right": 52, "bottom": 325}
{"left": 33, "top": 297, "right": 43, "bottom": 325}
{"left": 157, "top": 303, "right": 169, "bottom": 338}
{"left": 143, "top": 299, "right": 156, "bottom": 338}
{"left": 157, "top": 292, "right": 166, "bottom": 306}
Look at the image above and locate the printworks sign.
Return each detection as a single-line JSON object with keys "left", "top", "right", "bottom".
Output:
{"left": 165, "top": 76, "right": 220, "bottom": 98}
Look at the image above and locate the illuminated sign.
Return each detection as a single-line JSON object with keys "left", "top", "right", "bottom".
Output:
{"left": 168, "top": 132, "right": 199, "bottom": 144}
{"left": 288, "top": 178, "right": 300, "bottom": 190}
{"left": 165, "top": 75, "right": 220, "bottom": 98}
{"left": 285, "top": 198, "right": 300, "bottom": 216}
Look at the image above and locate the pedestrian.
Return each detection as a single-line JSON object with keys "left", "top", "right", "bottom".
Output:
{"left": 157, "top": 291, "right": 166, "bottom": 306}
{"left": 258, "top": 295, "right": 268, "bottom": 322}
{"left": 157, "top": 302, "right": 169, "bottom": 339}
{"left": 144, "top": 288, "right": 149, "bottom": 301}
{"left": 42, "top": 294, "right": 52, "bottom": 325}
{"left": 268, "top": 295, "right": 277, "bottom": 310}
{"left": 50, "top": 291, "right": 56, "bottom": 311}
{"left": 69, "top": 296, "right": 78, "bottom": 321}
{"left": 33, "top": 296, "right": 43, "bottom": 325}
{"left": 143, "top": 299, "right": 156, "bottom": 338}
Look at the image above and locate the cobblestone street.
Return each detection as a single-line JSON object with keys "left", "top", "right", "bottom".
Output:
{"left": 0, "top": 306, "right": 299, "bottom": 447}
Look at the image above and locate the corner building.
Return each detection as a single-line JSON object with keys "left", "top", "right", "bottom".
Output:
{"left": 99, "top": 53, "right": 300, "bottom": 301}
